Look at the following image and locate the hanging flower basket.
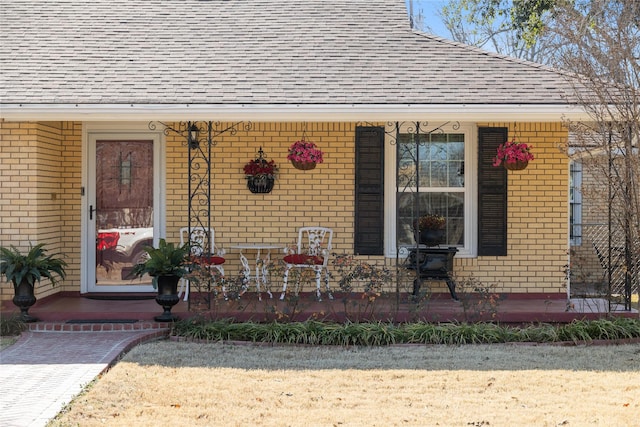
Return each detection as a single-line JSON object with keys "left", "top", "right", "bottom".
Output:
{"left": 287, "top": 140, "right": 323, "bottom": 170}
{"left": 504, "top": 160, "right": 529, "bottom": 171}
{"left": 291, "top": 160, "right": 317, "bottom": 170}
{"left": 493, "top": 139, "right": 534, "bottom": 171}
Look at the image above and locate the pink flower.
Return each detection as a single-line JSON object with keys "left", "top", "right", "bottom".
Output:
{"left": 493, "top": 140, "right": 534, "bottom": 167}
{"left": 287, "top": 140, "right": 324, "bottom": 164}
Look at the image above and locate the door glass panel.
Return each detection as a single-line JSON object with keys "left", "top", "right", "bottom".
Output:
{"left": 95, "top": 140, "right": 154, "bottom": 286}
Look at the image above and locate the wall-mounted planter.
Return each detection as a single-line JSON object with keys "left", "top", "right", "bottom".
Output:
{"left": 247, "top": 175, "right": 275, "bottom": 193}
{"left": 243, "top": 147, "right": 277, "bottom": 193}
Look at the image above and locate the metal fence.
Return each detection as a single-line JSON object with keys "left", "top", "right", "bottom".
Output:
{"left": 572, "top": 223, "right": 638, "bottom": 310}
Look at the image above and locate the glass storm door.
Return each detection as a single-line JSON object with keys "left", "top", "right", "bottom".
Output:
{"left": 88, "top": 138, "right": 157, "bottom": 292}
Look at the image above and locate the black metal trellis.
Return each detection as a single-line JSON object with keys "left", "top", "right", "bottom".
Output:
{"left": 566, "top": 122, "right": 636, "bottom": 311}
{"left": 150, "top": 120, "right": 252, "bottom": 308}
{"left": 606, "top": 127, "right": 634, "bottom": 311}
{"left": 381, "top": 121, "right": 461, "bottom": 303}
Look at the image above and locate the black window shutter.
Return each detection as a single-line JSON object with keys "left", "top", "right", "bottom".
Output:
{"left": 354, "top": 126, "right": 385, "bottom": 255}
{"left": 478, "top": 127, "right": 508, "bottom": 256}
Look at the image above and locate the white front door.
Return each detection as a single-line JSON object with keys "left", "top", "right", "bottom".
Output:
{"left": 83, "top": 126, "right": 165, "bottom": 293}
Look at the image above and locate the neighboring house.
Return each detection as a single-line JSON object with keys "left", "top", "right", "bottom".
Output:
{"left": 569, "top": 143, "right": 639, "bottom": 298}
{"left": 0, "top": 0, "right": 592, "bottom": 303}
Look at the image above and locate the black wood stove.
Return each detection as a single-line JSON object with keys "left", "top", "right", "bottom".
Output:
{"left": 404, "top": 246, "right": 459, "bottom": 300}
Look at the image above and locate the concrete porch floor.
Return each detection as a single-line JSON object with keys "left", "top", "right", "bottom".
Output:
{"left": 2, "top": 291, "right": 637, "bottom": 330}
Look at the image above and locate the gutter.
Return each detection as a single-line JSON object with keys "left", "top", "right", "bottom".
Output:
{"left": 0, "top": 103, "right": 592, "bottom": 122}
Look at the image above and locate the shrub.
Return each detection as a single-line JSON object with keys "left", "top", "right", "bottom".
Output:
{"left": 1, "top": 314, "right": 27, "bottom": 336}
{"left": 170, "top": 317, "right": 640, "bottom": 346}
{"left": 456, "top": 275, "right": 505, "bottom": 323}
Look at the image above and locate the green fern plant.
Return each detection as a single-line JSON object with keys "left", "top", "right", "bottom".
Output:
{"left": 0, "top": 243, "right": 67, "bottom": 289}
{"left": 129, "top": 239, "right": 190, "bottom": 287}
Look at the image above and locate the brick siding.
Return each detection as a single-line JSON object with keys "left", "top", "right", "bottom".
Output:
{"left": 0, "top": 120, "right": 570, "bottom": 300}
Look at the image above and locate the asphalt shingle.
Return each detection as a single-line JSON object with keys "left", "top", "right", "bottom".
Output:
{"left": 0, "top": 0, "right": 577, "bottom": 106}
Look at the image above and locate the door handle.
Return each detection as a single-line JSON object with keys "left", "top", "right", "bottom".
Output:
{"left": 89, "top": 205, "right": 95, "bottom": 220}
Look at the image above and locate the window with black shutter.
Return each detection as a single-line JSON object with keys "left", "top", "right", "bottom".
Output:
{"left": 477, "top": 127, "right": 508, "bottom": 256}
{"left": 354, "top": 126, "right": 385, "bottom": 255}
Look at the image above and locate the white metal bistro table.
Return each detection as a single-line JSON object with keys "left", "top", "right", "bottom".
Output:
{"left": 230, "top": 244, "right": 283, "bottom": 300}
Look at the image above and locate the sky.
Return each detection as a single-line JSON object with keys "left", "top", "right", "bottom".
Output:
{"left": 405, "top": 0, "right": 450, "bottom": 37}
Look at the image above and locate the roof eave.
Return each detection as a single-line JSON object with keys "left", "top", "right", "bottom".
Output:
{"left": 0, "top": 103, "right": 592, "bottom": 123}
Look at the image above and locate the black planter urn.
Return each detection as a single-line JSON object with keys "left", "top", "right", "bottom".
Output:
{"left": 417, "top": 229, "right": 445, "bottom": 247}
{"left": 154, "top": 275, "right": 180, "bottom": 322}
{"left": 12, "top": 280, "right": 38, "bottom": 323}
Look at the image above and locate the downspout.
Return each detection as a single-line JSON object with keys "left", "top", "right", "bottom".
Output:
{"left": 395, "top": 122, "right": 401, "bottom": 305}
{"left": 623, "top": 124, "right": 633, "bottom": 311}
{"left": 607, "top": 127, "right": 613, "bottom": 312}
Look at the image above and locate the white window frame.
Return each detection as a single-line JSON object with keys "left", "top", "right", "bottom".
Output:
{"left": 569, "top": 160, "right": 583, "bottom": 246}
{"left": 384, "top": 122, "right": 477, "bottom": 258}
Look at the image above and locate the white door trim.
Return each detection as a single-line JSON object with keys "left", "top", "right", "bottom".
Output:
{"left": 81, "top": 122, "right": 166, "bottom": 293}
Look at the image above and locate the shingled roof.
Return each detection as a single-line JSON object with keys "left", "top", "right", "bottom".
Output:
{"left": 0, "top": 0, "right": 587, "bottom": 121}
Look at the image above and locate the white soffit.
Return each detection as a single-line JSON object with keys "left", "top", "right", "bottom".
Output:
{"left": 0, "top": 103, "right": 592, "bottom": 122}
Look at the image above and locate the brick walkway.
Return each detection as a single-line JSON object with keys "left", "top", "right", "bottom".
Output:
{"left": 0, "top": 328, "right": 167, "bottom": 427}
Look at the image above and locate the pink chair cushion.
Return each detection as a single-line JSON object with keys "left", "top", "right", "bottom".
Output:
{"left": 191, "top": 255, "right": 225, "bottom": 265}
{"left": 283, "top": 254, "right": 324, "bottom": 265}
{"left": 207, "top": 256, "right": 226, "bottom": 265}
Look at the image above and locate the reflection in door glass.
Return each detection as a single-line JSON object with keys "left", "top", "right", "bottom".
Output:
{"left": 95, "top": 140, "right": 154, "bottom": 286}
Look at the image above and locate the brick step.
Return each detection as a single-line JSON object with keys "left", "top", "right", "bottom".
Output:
{"left": 27, "top": 321, "right": 172, "bottom": 333}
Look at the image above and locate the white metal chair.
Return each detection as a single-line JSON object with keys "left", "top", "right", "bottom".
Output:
{"left": 178, "top": 227, "right": 225, "bottom": 301}
{"left": 280, "top": 227, "right": 333, "bottom": 300}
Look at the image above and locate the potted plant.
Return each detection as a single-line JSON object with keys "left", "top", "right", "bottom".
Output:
{"left": 287, "top": 140, "right": 324, "bottom": 170}
{"left": 492, "top": 139, "right": 534, "bottom": 170}
{"left": 0, "top": 243, "right": 67, "bottom": 322}
{"left": 413, "top": 213, "right": 446, "bottom": 246}
{"left": 130, "top": 238, "right": 190, "bottom": 321}
{"left": 243, "top": 147, "right": 278, "bottom": 193}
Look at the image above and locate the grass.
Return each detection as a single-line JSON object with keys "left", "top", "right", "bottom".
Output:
{"left": 2, "top": 309, "right": 638, "bottom": 425}
{"left": 49, "top": 340, "right": 640, "bottom": 426}
{"left": 0, "top": 336, "right": 18, "bottom": 349}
